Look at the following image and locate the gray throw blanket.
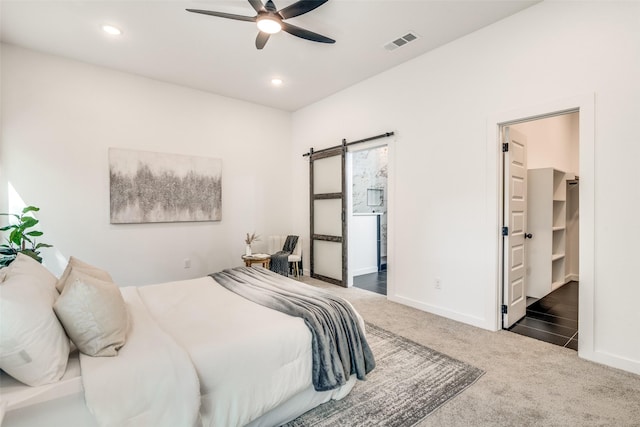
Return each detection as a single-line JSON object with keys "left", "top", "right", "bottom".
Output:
{"left": 210, "top": 267, "right": 375, "bottom": 391}
{"left": 270, "top": 235, "right": 298, "bottom": 277}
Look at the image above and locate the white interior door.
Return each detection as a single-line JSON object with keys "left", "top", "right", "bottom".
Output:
{"left": 309, "top": 145, "right": 346, "bottom": 286}
{"left": 503, "top": 127, "right": 528, "bottom": 328}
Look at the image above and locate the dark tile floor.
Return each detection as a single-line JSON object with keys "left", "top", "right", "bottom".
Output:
{"left": 354, "top": 271, "right": 387, "bottom": 296}
{"left": 509, "top": 281, "right": 579, "bottom": 350}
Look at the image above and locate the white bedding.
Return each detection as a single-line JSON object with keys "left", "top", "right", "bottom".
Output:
{"left": 136, "top": 276, "right": 318, "bottom": 427}
{"left": 80, "top": 286, "right": 201, "bottom": 427}
{"left": 1, "top": 276, "right": 359, "bottom": 427}
{"left": 0, "top": 353, "right": 81, "bottom": 413}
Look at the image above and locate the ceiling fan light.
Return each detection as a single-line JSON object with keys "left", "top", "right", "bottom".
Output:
{"left": 257, "top": 16, "right": 282, "bottom": 34}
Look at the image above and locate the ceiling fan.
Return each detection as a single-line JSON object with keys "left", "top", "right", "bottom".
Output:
{"left": 186, "top": 0, "right": 335, "bottom": 50}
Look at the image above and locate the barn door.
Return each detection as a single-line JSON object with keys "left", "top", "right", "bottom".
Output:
{"left": 309, "top": 142, "right": 346, "bottom": 286}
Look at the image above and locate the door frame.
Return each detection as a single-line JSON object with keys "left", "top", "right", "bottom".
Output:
{"left": 487, "top": 93, "right": 595, "bottom": 360}
{"left": 346, "top": 141, "right": 390, "bottom": 288}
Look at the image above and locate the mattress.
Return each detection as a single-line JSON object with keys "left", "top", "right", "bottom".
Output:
{"left": 1, "top": 372, "right": 354, "bottom": 427}
{"left": 136, "top": 276, "right": 354, "bottom": 427}
{"left": 1, "top": 276, "right": 359, "bottom": 427}
{"left": 0, "top": 352, "right": 97, "bottom": 427}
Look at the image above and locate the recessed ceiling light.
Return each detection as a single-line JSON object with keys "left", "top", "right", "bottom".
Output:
{"left": 271, "top": 78, "right": 283, "bottom": 86}
{"left": 102, "top": 25, "right": 122, "bottom": 36}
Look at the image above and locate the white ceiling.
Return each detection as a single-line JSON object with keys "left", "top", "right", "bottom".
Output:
{"left": 0, "top": 0, "right": 539, "bottom": 111}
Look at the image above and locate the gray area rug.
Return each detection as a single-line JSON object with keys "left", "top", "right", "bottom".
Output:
{"left": 284, "top": 323, "right": 484, "bottom": 427}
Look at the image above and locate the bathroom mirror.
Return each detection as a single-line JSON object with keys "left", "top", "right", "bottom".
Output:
{"left": 367, "top": 188, "right": 384, "bottom": 206}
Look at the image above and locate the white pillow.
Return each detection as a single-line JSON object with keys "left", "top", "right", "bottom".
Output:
{"left": 56, "top": 256, "right": 113, "bottom": 293}
{"left": 0, "top": 266, "right": 7, "bottom": 282}
{"left": 54, "top": 270, "right": 128, "bottom": 357}
{"left": 0, "top": 253, "right": 70, "bottom": 386}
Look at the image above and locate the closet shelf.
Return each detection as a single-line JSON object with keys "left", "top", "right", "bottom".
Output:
{"left": 527, "top": 168, "right": 568, "bottom": 300}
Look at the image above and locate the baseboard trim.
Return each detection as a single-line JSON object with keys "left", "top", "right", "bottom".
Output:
{"left": 579, "top": 348, "right": 640, "bottom": 376}
{"left": 388, "top": 294, "right": 490, "bottom": 330}
{"left": 352, "top": 266, "right": 379, "bottom": 276}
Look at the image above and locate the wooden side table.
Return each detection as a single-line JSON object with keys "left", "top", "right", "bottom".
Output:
{"left": 242, "top": 254, "right": 271, "bottom": 269}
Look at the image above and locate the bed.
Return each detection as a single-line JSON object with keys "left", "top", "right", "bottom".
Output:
{"left": 0, "top": 255, "right": 374, "bottom": 427}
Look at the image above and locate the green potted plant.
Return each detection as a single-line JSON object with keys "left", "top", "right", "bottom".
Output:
{"left": 0, "top": 205, "right": 53, "bottom": 267}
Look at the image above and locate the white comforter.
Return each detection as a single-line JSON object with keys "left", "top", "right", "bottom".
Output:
{"left": 82, "top": 277, "right": 317, "bottom": 427}
{"left": 80, "top": 286, "right": 201, "bottom": 427}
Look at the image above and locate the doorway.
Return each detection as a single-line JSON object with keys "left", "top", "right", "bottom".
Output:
{"left": 306, "top": 131, "right": 394, "bottom": 290}
{"left": 491, "top": 93, "right": 594, "bottom": 361}
{"left": 348, "top": 144, "right": 388, "bottom": 295}
{"left": 502, "top": 112, "right": 580, "bottom": 349}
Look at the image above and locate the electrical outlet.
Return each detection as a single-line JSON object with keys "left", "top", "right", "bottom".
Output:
{"left": 184, "top": 258, "right": 191, "bottom": 269}
{"left": 435, "top": 278, "right": 442, "bottom": 289}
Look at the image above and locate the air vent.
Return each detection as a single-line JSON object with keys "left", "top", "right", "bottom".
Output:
{"left": 384, "top": 32, "right": 420, "bottom": 51}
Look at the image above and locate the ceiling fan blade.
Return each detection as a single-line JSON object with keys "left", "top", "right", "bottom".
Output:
{"left": 255, "top": 32, "right": 270, "bottom": 50}
{"left": 264, "top": 0, "right": 278, "bottom": 13}
{"left": 281, "top": 22, "right": 335, "bottom": 44}
{"left": 248, "top": 0, "right": 266, "bottom": 13}
{"left": 186, "top": 9, "right": 256, "bottom": 23}
{"left": 278, "top": 0, "right": 328, "bottom": 19}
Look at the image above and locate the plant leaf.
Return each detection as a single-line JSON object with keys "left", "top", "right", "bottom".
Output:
{"left": 22, "top": 206, "right": 40, "bottom": 214}
{"left": 1, "top": 206, "right": 49, "bottom": 260}
{"left": 0, "top": 256, "right": 16, "bottom": 267}
{"left": 21, "top": 217, "right": 38, "bottom": 228}
{"left": 9, "top": 229, "right": 22, "bottom": 246}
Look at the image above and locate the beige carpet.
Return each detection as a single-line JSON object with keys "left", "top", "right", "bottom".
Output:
{"left": 299, "top": 276, "right": 640, "bottom": 427}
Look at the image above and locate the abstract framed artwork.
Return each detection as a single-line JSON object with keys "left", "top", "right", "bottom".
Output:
{"left": 109, "top": 148, "right": 222, "bottom": 224}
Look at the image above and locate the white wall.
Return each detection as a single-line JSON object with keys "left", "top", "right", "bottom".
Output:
{"left": 291, "top": 2, "right": 640, "bottom": 374}
{"left": 512, "top": 112, "right": 579, "bottom": 175}
{"left": 0, "top": 44, "right": 293, "bottom": 285}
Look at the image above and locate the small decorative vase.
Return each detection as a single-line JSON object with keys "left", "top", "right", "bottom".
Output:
{"left": 245, "top": 244, "right": 252, "bottom": 256}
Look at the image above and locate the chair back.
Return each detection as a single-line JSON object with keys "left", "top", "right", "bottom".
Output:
{"left": 267, "top": 235, "right": 302, "bottom": 256}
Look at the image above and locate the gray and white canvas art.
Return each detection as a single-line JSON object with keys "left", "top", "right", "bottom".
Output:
{"left": 109, "top": 148, "right": 222, "bottom": 224}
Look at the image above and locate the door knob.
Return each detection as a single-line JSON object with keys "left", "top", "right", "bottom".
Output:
{"left": 524, "top": 233, "right": 533, "bottom": 239}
